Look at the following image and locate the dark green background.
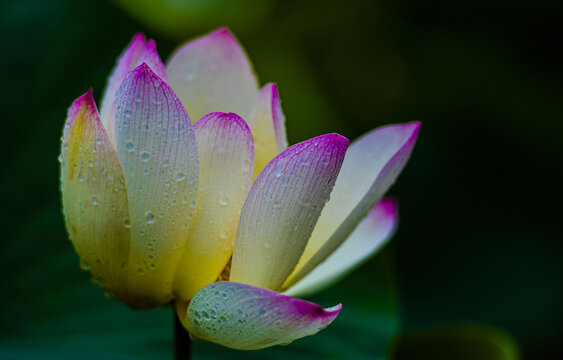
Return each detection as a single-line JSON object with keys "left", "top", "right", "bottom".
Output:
{"left": 1, "top": 0, "right": 561, "bottom": 359}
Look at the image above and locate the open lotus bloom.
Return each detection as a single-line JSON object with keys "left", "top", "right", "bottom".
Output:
{"left": 59, "top": 28, "right": 420, "bottom": 350}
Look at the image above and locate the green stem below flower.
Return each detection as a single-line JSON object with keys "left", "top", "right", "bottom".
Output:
{"left": 174, "top": 309, "right": 192, "bottom": 360}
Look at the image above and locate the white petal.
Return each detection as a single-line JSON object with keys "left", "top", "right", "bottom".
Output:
{"left": 286, "top": 122, "right": 419, "bottom": 288}
{"left": 230, "top": 134, "right": 349, "bottom": 290}
{"left": 114, "top": 64, "right": 199, "bottom": 307}
{"left": 182, "top": 281, "right": 341, "bottom": 350}
{"left": 166, "top": 28, "right": 259, "bottom": 123}
{"left": 99, "top": 34, "right": 167, "bottom": 141}
{"left": 284, "top": 198, "right": 398, "bottom": 298}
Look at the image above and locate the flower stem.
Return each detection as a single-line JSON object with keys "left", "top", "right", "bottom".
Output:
{"left": 174, "top": 309, "right": 192, "bottom": 360}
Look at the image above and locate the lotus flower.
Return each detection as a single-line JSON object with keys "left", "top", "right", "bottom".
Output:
{"left": 59, "top": 28, "right": 420, "bottom": 350}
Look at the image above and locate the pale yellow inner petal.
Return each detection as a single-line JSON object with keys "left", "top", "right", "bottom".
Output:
{"left": 61, "top": 98, "right": 131, "bottom": 304}
{"left": 173, "top": 114, "right": 253, "bottom": 301}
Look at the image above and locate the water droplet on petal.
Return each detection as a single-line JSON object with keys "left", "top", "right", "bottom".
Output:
{"left": 126, "top": 141, "right": 135, "bottom": 152}
{"left": 79, "top": 259, "right": 89, "bottom": 271}
{"left": 175, "top": 172, "right": 186, "bottom": 181}
{"left": 91, "top": 196, "right": 98, "bottom": 205}
{"left": 218, "top": 193, "right": 228, "bottom": 206}
{"left": 140, "top": 151, "right": 150, "bottom": 162}
{"left": 274, "top": 164, "right": 283, "bottom": 177}
{"left": 145, "top": 211, "right": 155, "bottom": 224}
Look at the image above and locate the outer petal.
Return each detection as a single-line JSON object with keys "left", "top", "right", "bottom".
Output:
{"left": 166, "top": 28, "right": 259, "bottom": 123}
{"left": 285, "top": 123, "right": 420, "bottom": 288}
{"left": 230, "top": 134, "right": 349, "bottom": 290}
{"left": 100, "top": 34, "right": 167, "bottom": 140}
{"left": 174, "top": 112, "right": 254, "bottom": 301}
{"left": 182, "top": 281, "right": 341, "bottom": 350}
{"left": 114, "top": 64, "right": 199, "bottom": 308}
{"left": 247, "top": 83, "right": 288, "bottom": 179}
{"left": 60, "top": 90, "right": 131, "bottom": 303}
{"left": 284, "top": 198, "right": 398, "bottom": 298}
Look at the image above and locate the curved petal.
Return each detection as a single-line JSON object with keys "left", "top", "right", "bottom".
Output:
{"left": 284, "top": 198, "right": 398, "bottom": 298}
{"left": 174, "top": 112, "right": 254, "bottom": 301}
{"left": 100, "top": 34, "right": 167, "bottom": 141}
{"left": 230, "top": 134, "right": 349, "bottom": 291}
{"left": 114, "top": 64, "right": 199, "bottom": 308}
{"left": 60, "top": 90, "right": 131, "bottom": 303}
{"left": 285, "top": 122, "right": 419, "bottom": 288}
{"left": 247, "top": 83, "right": 288, "bottom": 179}
{"left": 181, "top": 281, "right": 341, "bottom": 350}
{"left": 166, "top": 28, "right": 259, "bottom": 123}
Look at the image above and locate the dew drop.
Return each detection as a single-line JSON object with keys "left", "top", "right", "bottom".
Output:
{"left": 145, "top": 211, "right": 155, "bottom": 224}
{"left": 178, "top": 122, "right": 186, "bottom": 134}
{"left": 140, "top": 151, "right": 151, "bottom": 162}
{"left": 242, "top": 159, "right": 251, "bottom": 172}
{"left": 175, "top": 172, "right": 186, "bottom": 181}
{"left": 96, "top": 137, "right": 102, "bottom": 145}
{"left": 126, "top": 141, "right": 135, "bottom": 152}
{"left": 274, "top": 164, "right": 283, "bottom": 177}
{"left": 124, "top": 219, "right": 131, "bottom": 228}
{"left": 91, "top": 196, "right": 98, "bottom": 205}
{"left": 79, "top": 259, "right": 89, "bottom": 271}
{"left": 162, "top": 159, "right": 169, "bottom": 168}
{"left": 218, "top": 193, "right": 228, "bottom": 206}
{"left": 124, "top": 109, "right": 132, "bottom": 118}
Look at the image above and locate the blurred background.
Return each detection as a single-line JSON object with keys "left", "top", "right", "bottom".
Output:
{"left": 1, "top": 0, "right": 562, "bottom": 359}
